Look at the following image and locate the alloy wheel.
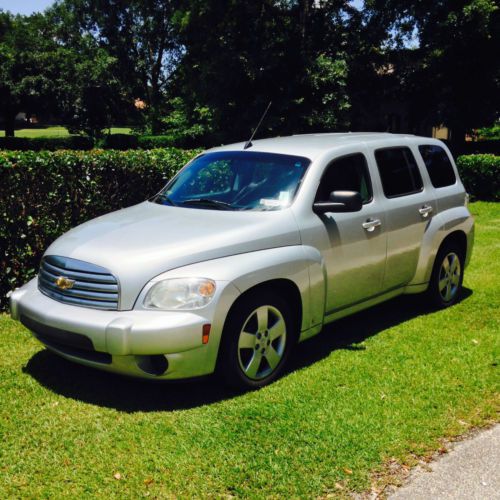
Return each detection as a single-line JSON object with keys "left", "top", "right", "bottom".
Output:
{"left": 438, "top": 252, "right": 462, "bottom": 302}
{"left": 237, "top": 305, "right": 287, "bottom": 380}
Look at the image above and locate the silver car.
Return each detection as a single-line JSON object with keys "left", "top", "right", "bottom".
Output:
{"left": 10, "top": 133, "right": 474, "bottom": 388}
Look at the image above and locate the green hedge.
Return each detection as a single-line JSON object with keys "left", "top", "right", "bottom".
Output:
{"left": 0, "top": 148, "right": 200, "bottom": 310}
{"left": 99, "top": 134, "right": 139, "bottom": 150}
{"left": 1, "top": 136, "right": 498, "bottom": 155}
{"left": 100, "top": 134, "right": 182, "bottom": 149}
{"left": 0, "top": 135, "right": 94, "bottom": 151}
{"left": 0, "top": 134, "right": 197, "bottom": 151}
{"left": 0, "top": 150, "right": 496, "bottom": 310}
{"left": 456, "top": 154, "right": 499, "bottom": 201}
{"left": 137, "top": 135, "right": 176, "bottom": 149}
{"left": 458, "top": 140, "right": 499, "bottom": 155}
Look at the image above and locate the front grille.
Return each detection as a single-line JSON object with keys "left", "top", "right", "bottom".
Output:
{"left": 38, "top": 255, "right": 119, "bottom": 310}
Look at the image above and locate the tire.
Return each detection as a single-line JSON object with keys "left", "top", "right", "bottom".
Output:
{"left": 427, "top": 242, "right": 464, "bottom": 309}
{"left": 218, "top": 291, "right": 297, "bottom": 389}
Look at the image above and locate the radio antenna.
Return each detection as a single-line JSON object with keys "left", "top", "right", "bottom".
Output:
{"left": 244, "top": 101, "right": 272, "bottom": 150}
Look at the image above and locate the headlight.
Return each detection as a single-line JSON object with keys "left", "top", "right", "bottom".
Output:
{"left": 143, "top": 278, "right": 216, "bottom": 310}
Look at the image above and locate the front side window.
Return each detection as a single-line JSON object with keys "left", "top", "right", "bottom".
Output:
{"left": 153, "top": 151, "right": 310, "bottom": 211}
{"left": 375, "top": 147, "right": 423, "bottom": 198}
{"left": 418, "top": 145, "right": 456, "bottom": 188}
{"left": 315, "top": 153, "right": 372, "bottom": 203}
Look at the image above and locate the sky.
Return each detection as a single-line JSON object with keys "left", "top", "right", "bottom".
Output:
{"left": 0, "top": 0, "right": 55, "bottom": 15}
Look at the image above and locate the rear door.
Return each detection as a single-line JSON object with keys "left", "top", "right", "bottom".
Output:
{"left": 417, "top": 143, "right": 463, "bottom": 213}
{"left": 371, "top": 145, "right": 437, "bottom": 290}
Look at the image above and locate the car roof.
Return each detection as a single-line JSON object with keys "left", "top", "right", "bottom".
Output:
{"left": 208, "top": 132, "right": 442, "bottom": 160}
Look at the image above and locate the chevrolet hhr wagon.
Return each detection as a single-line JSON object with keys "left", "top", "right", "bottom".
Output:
{"left": 11, "top": 133, "right": 474, "bottom": 388}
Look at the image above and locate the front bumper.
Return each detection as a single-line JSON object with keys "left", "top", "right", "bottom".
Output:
{"left": 10, "top": 278, "right": 238, "bottom": 380}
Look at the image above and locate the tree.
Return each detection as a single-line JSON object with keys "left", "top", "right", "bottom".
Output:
{"left": 0, "top": 12, "right": 62, "bottom": 136}
{"left": 0, "top": 8, "right": 122, "bottom": 139}
{"left": 171, "top": 0, "right": 353, "bottom": 145}
{"left": 363, "top": 0, "right": 500, "bottom": 144}
{"left": 56, "top": 0, "right": 182, "bottom": 134}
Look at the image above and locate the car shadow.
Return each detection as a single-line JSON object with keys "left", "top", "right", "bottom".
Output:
{"left": 23, "top": 288, "right": 472, "bottom": 413}
{"left": 287, "top": 287, "right": 471, "bottom": 373}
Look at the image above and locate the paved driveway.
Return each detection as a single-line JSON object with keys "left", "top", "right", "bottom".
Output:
{"left": 389, "top": 424, "right": 499, "bottom": 499}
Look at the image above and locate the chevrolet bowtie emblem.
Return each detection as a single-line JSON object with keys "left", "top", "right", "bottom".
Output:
{"left": 55, "top": 276, "right": 75, "bottom": 290}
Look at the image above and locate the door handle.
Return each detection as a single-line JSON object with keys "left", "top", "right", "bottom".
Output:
{"left": 362, "top": 218, "right": 382, "bottom": 232}
{"left": 419, "top": 205, "right": 433, "bottom": 218}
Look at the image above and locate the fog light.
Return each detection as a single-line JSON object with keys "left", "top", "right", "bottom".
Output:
{"left": 136, "top": 355, "right": 168, "bottom": 376}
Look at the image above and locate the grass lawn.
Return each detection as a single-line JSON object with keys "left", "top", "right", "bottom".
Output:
{"left": 0, "top": 126, "right": 131, "bottom": 138}
{"left": 0, "top": 202, "right": 498, "bottom": 498}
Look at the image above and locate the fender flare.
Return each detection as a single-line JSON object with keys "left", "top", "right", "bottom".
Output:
{"left": 154, "top": 245, "right": 326, "bottom": 333}
{"left": 409, "top": 206, "right": 474, "bottom": 286}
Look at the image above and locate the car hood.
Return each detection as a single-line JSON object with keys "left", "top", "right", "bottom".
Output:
{"left": 45, "top": 201, "right": 301, "bottom": 309}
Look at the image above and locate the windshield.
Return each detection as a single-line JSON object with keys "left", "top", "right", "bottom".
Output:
{"left": 152, "top": 151, "right": 311, "bottom": 211}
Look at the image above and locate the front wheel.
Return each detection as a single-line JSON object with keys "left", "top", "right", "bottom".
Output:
{"left": 218, "top": 292, "right": 296, "bottom": 389}
{"left": 427, "top": 243, "right": 464, "bottom": 308}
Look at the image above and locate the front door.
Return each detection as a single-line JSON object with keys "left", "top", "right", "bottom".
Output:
{"left": 309, "top": 153, "right": 387, "bottom": 314}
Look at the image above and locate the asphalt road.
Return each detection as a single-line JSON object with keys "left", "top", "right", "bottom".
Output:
{"left": 389, "top": 424, "right": 500, "bottom": 500}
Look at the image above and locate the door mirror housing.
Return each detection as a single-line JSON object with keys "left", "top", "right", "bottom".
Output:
{"left": 313, "top": 190, "right": 363, "bottom": 214}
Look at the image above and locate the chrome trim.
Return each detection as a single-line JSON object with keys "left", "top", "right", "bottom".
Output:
{"left": 38, "top": 256, "right": 119, "bottom": 310}
{"left": 418, "top": 205, "right": 433, "bottom": 218}
{"left": 362, "top": 218, "right": 382, "bottom": 231}
{"left": 42, "top": 260, "right": 116, "bottom": 284}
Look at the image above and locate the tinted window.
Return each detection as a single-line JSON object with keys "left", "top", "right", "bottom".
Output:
{"left": 419, "top": 145, "right": 456, "bottom": 188}
{"left": 375, "top": 147, "right": 423, "bottom": 198}
{"left": 316, "top": 153, "right": 372, "bottom": 203}
{"left": 154, "top": 151, "right": 310, "bottom": 211}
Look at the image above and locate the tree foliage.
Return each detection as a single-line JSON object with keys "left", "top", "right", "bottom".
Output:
{"left": 0, "top": 0, "right": 498, "bottom": 143}
{"left": 363, "top": 0, "right": 500, "bottom": 142}
{"left": 0, "top": 12, "right": 63, "bottom": 136}
{"left": 171, "top": 1, "right": 353, "bottom": 144}
{"left": 0, "top": 8, "right": 123, "bottom": 138}
{"left": 55, "top": 0, "right": 182, "bottom": 134}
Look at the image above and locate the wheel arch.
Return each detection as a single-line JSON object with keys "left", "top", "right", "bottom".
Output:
{"left": 215, "top": 278, "right": 303, "bottom": 376}
{"left": 421, "top": 229, "right": 469, "bottom": 287}
{"left": 426, "top": 230, "right": 466, "bottom": 307}
{"left": 438, "top": 230, "right": 468, "bottom": 260}
{"left": 408, "top": 207, "right": 474, "bottom": 287}
{"left": 225, "top": 278, "right": 303, "bottom": 339}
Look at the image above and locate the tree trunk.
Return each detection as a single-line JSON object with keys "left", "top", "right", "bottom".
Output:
{"left": 148, "top": 84, "right": 162, "bottom": 135}
{"left": 449, "top": 124, "right": 466, "bottom": 157}
{"left": 4, "top": 112, "right": 15, "bottom": 137}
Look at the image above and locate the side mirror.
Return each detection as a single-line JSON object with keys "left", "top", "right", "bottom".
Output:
{"left": 313, "top": 190, "right": 362, "bottom": 214}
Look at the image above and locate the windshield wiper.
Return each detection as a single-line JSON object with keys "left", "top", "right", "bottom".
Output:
{"left": 180, "top": 198, "right": 234, "bottom": 210}
{"left": 155, "top": 193, "right": 178, "bottom": 206}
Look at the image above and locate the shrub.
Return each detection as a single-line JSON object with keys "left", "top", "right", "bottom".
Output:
{"left": 0, "top": 148, "right": 201, "bottom": 310}
{"left": 459, "top": 140, "right": 500, "bottom": 155}
{"left": 456, "top": 154, "right": 499, "bottom": 201}
{"left": 100, "top": 133, "right": 139, "bottom": 150}
{"left": 0, "top": 135, "right": 94, "bottom": 151}
{"left": 0, "top": 134, "right": 200, "bottom": 151}
{"left": 1, "top": 149, "right": 495, "bottom": 310}
{"left": 137, "top": 135, "right": 176, "bottom": 149}
{"left": 476, "top": 122, "right": 500, "bottom": 141}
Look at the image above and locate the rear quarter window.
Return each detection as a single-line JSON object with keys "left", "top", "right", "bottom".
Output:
{"left": 375, "top": 147, "right": 423, "bottom": 198}
{"left": 418, "top": 145, "right": 457, "bottom": 188}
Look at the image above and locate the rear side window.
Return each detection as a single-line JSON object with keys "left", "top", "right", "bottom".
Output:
{"left": 315, "top": 153, "right": 372, "bottom": 203}
{"left": 418, "top": 145, "right": 456, "bottom": 188}
{"left": 375, "top": 147, "right": 423, "bottom": 198}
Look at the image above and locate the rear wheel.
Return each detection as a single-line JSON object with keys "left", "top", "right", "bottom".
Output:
{"left": 427, "top": 243, "right": 464, "bottom": 308}
{"left": 219, "top": 291, "right": 296, "bottom": 389}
